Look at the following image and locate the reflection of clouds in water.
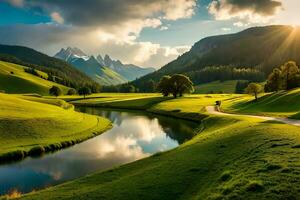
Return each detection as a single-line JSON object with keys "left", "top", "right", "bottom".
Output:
{"left": 0, "top": 110, "right": 193, "bottom": 195}
{"left": 82, "top": 116, "right": 166, "bottom": 160}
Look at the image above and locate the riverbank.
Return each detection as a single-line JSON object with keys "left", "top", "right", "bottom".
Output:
{"left": 18, "top": 93, "right": 300, "bottom": 199}
{"left": 0, "top": 93, "right": 112, "bottom": 164}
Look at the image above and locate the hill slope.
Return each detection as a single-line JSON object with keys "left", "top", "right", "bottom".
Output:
{"left": 0, "top": 61, "right": 69, "bottom": 95}
{"left": 133, "top": 25, "right": 300, "bottom": 90}
{"left": 0, "top": 44, "right": 96, "bottom": 87}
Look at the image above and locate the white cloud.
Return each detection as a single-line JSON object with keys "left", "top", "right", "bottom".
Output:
{"left": 221, "top": 27, "right": 231, "bottom": 31}
{"left": 208, "top": 0, "right": 282, "bottom": 24}
{"left": 50, "top": 12, "right": 64, "bottom": 24}
{"left": 162, "top": 0, "right": 196, "bottom": 20}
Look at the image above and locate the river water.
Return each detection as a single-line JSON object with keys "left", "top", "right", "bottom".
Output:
{"left": 0, "top": 108, "right": 198, "bottom": 195}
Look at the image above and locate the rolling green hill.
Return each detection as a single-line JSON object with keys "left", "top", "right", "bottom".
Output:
{"left": 0, "top": 93, "right": 111, "bottom": 162}
{"left": 0, "top": 44, "right": 97, "bottom": 87}
{"left": 132, "top": 25, "right": 300, "bottom": 91}
{"left": 0, "top": 61, "right": 70, "bottom": 95}
{"left": 223, "top": 88, "right": 300, "bottom": 119}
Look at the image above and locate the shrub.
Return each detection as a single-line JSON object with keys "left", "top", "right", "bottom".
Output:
{"left": 67, "top": 88, "right": 77, "bottom": 95}
{"left": 49, "top": 86, "right": 62, "bottom": 97}
{"left": 29, "top": 146, "right": 45, "bottom": 156}
{"left": 246, "top": 180, "right": 264, "bottom": 192}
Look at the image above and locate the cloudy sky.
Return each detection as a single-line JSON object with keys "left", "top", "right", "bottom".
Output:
{"left": 0, "top": 0, "right": 297, "bottom": 68}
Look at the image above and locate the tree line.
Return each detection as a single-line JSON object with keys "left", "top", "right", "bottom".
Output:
{"left": 187, "top": 66, "right": 265, "bottom": 85}
{"left": 265, "top": 61, "right": 300, "bottom": 92}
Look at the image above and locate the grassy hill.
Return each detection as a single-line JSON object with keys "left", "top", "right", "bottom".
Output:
{"left": 195, "top": 80, "right": 239, "bottom": 94}
{"left": 0, "top": 93, "right": 111, "bottom": 163}
{"left": 19, "top": 93, "right": 300, "bottom": 200}
{"left": 223, "top": 88, "right": 300, "bottom": 119}
{"left": 0, "top": 61, "right": 70, "bottom": 95}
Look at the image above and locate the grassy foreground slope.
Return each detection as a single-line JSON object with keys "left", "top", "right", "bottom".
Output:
{"left": 20, "top": 94, "right": 300, "bottom": 200}
{"left": 0, "top": 93, "right": 111, "bottom": 162}
{"left": 222, "top": 88, "right": 300, "bottom": 119}
{"left": 0, "top": 61, "right": 69, "bottom": 95}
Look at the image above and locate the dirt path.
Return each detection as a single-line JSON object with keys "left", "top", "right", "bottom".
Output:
{"left": 206, "top": 106, "right": 300, "bottom": 127}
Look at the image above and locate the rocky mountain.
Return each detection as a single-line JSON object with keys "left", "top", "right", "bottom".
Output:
{"left": 96, "top": 54, "right": 155, "bottom": 81}
{"left": 55, "top": 47, "right": 155, "bottom": 85}
{"left": 55, "top": 47, "right": 89, "bottom": 62}
{"left": 131, "top": 25, "right": 300, "bottom": 91}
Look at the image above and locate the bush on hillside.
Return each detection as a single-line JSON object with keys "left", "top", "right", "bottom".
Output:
{"left": 49, "top": 86, "right": 62, "bottom": 97}
{"left": 67, "top": 88, "right": 77, "bottom": 95}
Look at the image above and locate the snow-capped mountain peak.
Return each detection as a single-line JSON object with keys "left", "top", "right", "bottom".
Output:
{"left": 54, "top": 47, "right": 90, "bottom": 62}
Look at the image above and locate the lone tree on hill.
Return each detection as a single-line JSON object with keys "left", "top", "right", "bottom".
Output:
{"left": 169, "top": 74, "right": 194, "bottom": 98}
{"left": 157, "top": 74, "right": 194, "bottom": 98}
{"left": 245, "top": 83, "right": 263, "bottom": 101}
{"left": 49, "top": 86, "right": 62, "bottom": 97}
{"left": 78, "top": 87, "right": 92, "bottom": 98}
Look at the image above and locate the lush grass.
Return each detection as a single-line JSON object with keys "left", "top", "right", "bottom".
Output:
{"left": 19, "top": 113, "right": 300, "bottom": 200}
{"left": 0, "top": 93, "right": 111, "bottom": 162}
{"left": 194, "top": 80, "right": 240, "bottom": 94}
{"left": 69, "top": 93, "right": 170, "bottom": 110}
{"left": 4, "top": 93, "right": 300, "bottom": 199}
{"left": 149, "top": 94, "right": 237, "bottom": 121}
{"left": 222, "top": 88, "right": 300, "bottom": 119}
{"left": 0, "top": 61, "right": 70, "bottom": 95}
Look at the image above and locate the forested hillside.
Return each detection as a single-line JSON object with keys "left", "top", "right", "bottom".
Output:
{"left": 132, "top": 25, "right": 300, "bottom": 92}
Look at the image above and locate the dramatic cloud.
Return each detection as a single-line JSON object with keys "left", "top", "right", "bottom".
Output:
{"left": 0, "top": 24, "right": 189, "bottom": 68}
{"left": 3, "top": 0, "right": 196, "bottom": 68}
{"left": 7, "top": 0, "right": 196, "bottom": 26}
{"left": 208, "top": 0, "right": 282, "bottom": 23}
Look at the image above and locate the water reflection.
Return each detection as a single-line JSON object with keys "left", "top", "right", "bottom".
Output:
{"left": 0, "top": 108, "right": 197, "bottom": 195}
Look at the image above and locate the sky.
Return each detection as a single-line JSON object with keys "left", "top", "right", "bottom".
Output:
{"left": 0, "top": 0, "right": 298, "bottom": 69}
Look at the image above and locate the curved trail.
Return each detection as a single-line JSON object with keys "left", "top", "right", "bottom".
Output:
{"left": 206, "top": 106, "right": 300, "bottom": 127}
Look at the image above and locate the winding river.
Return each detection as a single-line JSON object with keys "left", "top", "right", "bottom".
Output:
{"left": 0, "top": 108, "right": 198, "bottom": 195}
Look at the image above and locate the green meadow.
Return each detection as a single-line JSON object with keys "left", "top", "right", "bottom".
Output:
{"left": 13, "top": 89, "right": 300, "bottom": 200}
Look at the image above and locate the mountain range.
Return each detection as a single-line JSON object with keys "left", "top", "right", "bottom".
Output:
{"left": 55, "top": 47, "right": 155, "bottom": 85}
{"left": 132, "top": 25, "right": 300, "bottom": 91}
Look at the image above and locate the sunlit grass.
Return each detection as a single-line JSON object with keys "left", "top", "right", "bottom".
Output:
{"left": 0, "top": 93, "right": 111, "bottom": 161}
{"left": 0, "top": 61, "right": 70, "bottom": 95}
